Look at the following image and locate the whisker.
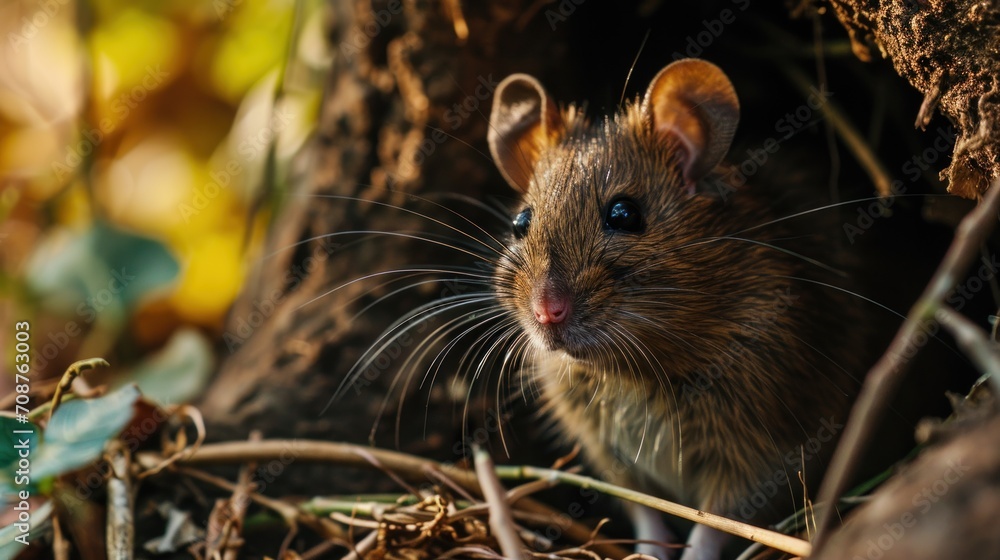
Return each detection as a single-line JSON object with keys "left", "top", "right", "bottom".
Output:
{"left": 349, "top": 274, "right": 493, "bottom": 322}
{"left": 296, "top": 266, "right": 492, "bottom": 312}
{"left": 710, "top": 236, "right": 845, "bottom": 276}
{"left": 771, "top": 274, "right": 969, "bottom": 360}
{"left": 292, "top": 192, "right": 513, "bottom": 260}
{"left": 382, "top": 307, "right": 496, "bottom": 447}
{"left": 327, "top": 294, "right": 492, "bottom": 407}
{"left": 726, "top": 193, "right": 952, "bottom": 238}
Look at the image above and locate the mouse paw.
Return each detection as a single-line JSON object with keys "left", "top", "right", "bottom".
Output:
{"left": 628, "top": 503, "right": 676, "bottom": 560}
{"left": 677, "top": 524, "right": 730, "bottom": 560}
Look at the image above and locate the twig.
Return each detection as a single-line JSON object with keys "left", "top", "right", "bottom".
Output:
{"left": 752, "top": 16, "right": 892, "bottom": 197}
{"left": 169, "top": 465, "right": 346, "bottom": 541}
{"left": 134, "top": 439, "right": 629, "bottom": 559}
{"left": 492, "top": 465, "right": 812, "bottom": 558}
{"left": 813, "top": 178, "right": 1000, "bottom": 547}
{"left": 341, "top": 528, "right": 379, "bottom": 560}
{"left": 105, "top": 441, "right": 133, "bottom": 560}
{"left": 441, "top": 0, "right": 468, "bottom": 42}
{"left": 208, "top": 432, "right": 259, "bottom": 560}
{"left": 915, "top": 71, "right": 943, "bottom": 129}
{"left": 138, "top": 405, "right": 206, "bottom": 479}
{"left": 473, "top": 447, "right": 527, "bottom": 560}
{"left": 52, "top": 515, "right": 70, "bottom": 560}
{"left": 47, "top": 358, "right": 109, "bottom": 424}
{"left": 299, "top": 539, "right": 341, "bottom": 560}
{"left": 935, "top": 306, "right": 1000, "bottom": 393}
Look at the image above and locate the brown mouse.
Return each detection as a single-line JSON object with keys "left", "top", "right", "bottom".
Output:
{"left": 485, "top": 59, "right": 870, "bottom": 559}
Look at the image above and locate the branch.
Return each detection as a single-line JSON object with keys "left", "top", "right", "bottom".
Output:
{"left": 135, "top": 439, "right": 630, "bottom": 559}
{"left": 473, "top": 447, "right": 527, "bottom": 560}
{"left": 813, "top": 179, "right": 1000, "bottom": 547}
{"left": 493, "top": 465, "right": 812, "bottom": 558}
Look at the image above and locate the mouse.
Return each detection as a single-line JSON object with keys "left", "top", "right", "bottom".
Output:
{"left": 483, "top": 58, "right": 872, "bottom": 559}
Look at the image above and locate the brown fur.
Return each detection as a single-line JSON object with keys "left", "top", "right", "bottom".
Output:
{"left": 492, "top": 95, "right": 869, "bottom": 521}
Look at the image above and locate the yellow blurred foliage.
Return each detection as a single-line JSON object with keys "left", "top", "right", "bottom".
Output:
{"left": 88, "top": 9, "right": 181, "bottom": 134}
{"left": 170, "top": 228, "right": 249, "bottom": 325}
{"left": 2, "top": 0, "right": 324, "bottom": 350}
{"left": 208, "top": 0, "right": 295, "bottom": 103}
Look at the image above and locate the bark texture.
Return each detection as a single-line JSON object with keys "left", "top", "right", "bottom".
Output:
{"left": 828, "top": 0, "right": 1000, "bottom": 198}
{"left": 199, "top": 0, "right": 581, "bottom": 484}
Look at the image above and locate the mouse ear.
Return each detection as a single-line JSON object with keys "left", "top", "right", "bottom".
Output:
{"left": 642, "top": 59, "right": 739, "bottom": 189}
{"left": 488, "top": 74, "right": 564, "bottom": 193}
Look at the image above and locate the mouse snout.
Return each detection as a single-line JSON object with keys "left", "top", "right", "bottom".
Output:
{"left": 532, "top": 286, "right": 572, "bottom": 324}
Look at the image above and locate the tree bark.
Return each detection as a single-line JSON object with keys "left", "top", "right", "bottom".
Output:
{"left": 199, "top": 0, "right": 583, "bottom": 480}
{"left": 827, "top": 0, "right": 1000, "bottom": 199}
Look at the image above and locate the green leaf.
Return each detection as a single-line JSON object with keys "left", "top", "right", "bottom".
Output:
{"left": 26, "top": 221, "right": 180, "bottom": 321}
{"left": 31, "top": 384, "right": 141, "bottom": 482}
{"left": 128, "top": 328, "right": 214, "bottom": 406}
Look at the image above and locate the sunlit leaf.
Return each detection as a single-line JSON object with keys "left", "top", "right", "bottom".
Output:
{"left": 128, "top": 328, "right": 214, "bottom": 406}
{"left": 208, "top": 0, "right": 294, "bottom": 102}
{"left": 31, "top": 384, "right": 141, "bottom": 482}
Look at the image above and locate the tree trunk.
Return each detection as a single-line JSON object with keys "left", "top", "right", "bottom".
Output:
{"left": 199, "top": 0, "right": 586, "bottom": 482}
{"left": 198, "top": 0, "right": 986, "bottom": 498}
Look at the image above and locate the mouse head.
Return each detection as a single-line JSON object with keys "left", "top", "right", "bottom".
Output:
{"left": 486, "top": 60, "right": 769, "bottom": 372}
{"left": 488, "top": 59, "right": 739, "bottom": 196}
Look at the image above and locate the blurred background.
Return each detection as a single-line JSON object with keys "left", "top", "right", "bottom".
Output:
{"left": 3, "top": 0, "right": 995, "bottom": 557}
{"left": 1, "top": 0, "right": 324, "bottom": 399}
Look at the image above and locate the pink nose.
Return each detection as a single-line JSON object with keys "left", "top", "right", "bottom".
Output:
{"left": 532, "top": 291, "right": 571, "bottom": 324}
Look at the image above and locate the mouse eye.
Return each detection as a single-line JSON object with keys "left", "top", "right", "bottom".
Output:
{"left": 605, "top": 198, "right": 643, "bottom": 233}
{"left": 512, "top": 208, "right": 532, "bottom": 239}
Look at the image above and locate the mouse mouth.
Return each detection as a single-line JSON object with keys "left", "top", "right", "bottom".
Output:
{"left": 526, "top": 320, "right": 593, "bottom": 360}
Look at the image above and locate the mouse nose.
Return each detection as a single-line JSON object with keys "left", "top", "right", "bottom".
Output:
{"left": 532, "top": 290, "right": 572, "bottom": 324}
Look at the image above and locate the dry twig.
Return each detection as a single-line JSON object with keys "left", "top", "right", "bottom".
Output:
{"left": 491, "top": 465, "right": 812, "bottom": 558}
{"left": 813, "top": 179, "right": 1000, "bottom": 546}
{"left": 105, "top": 441, "right": 134, "bottom": 560}
{"left": 135, "top": 439, "right": 629, "bottom": 559}
{"left": 935, "top": 306, "right": 1000, "bottom": 393}
{"left": 473, "top": 447, "right": 527, "bottom": 560}
{"left": 46, "top": 358, "right": 109, "bottom": 424}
